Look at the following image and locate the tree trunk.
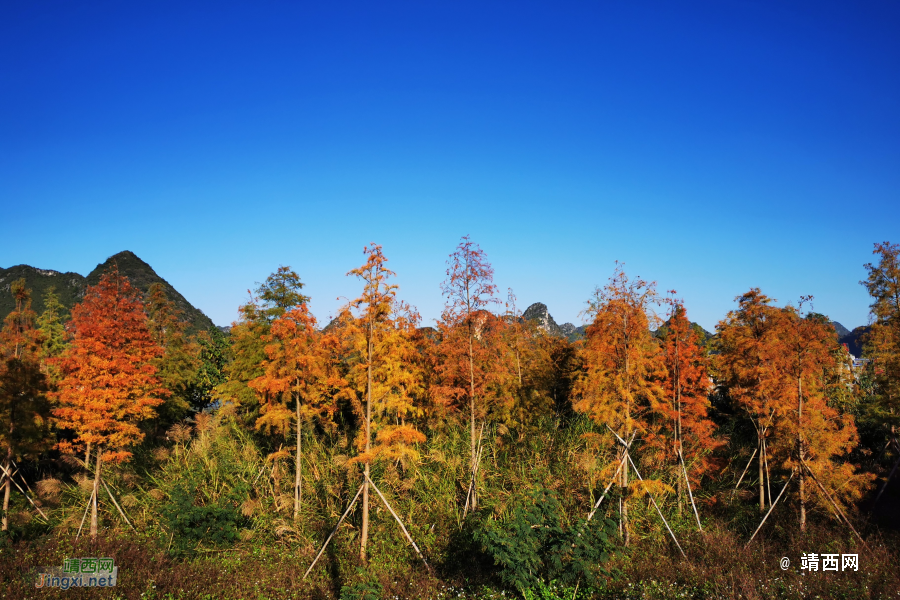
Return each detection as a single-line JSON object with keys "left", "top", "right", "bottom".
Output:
{"left": 468, "top": 330, "right": 477, "bottom": 511}
{"left": 622, "top": 315, "right": 630, "bottom": 545}
{"left": 798, "top": 373, "right": 806, "bottom": 532}
{"left": 675, "top": 340, "right": 683, "bottom": 517}
{"left": 758, "top": 434, "right": 765, "bottom": 512}
{"left": 90, "top": 450, "right": 102, "bottom": 539}
{"left": 294, "top": 395, "right": 302, "bottom": 522}
{"left": 360, "top": 326, "right": 373, "bottom": 562}
{"left": 677, "top": 464, "right": 683, "bottom": 517}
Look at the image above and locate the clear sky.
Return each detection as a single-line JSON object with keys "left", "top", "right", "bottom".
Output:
{"left": 2, "top": 1, "right": 898, "bottom": 331}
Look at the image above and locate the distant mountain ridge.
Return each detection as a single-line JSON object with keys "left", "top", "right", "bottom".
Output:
{"left": 0, "top": 251, "right": 214, "bottom": 333}
{"left": 836, "top": 323, "right": 869, "bottom": 358}
{"left": 520, "top": 304, "right": 865, "bottom": 352}
{"left": 522, "top": 302, "right": 585, "bottom": 341}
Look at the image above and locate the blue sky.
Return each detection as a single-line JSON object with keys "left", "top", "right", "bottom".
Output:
{"left": 2, "top": 1, "right": 898, "bottom": 331}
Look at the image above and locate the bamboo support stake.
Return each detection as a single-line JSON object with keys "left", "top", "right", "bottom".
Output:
{"left": 679, "top": 450, "right": 702, "bottom": 532}
{"left": 101, "top": 478, "right": 136, "bottom": 531}
{"left": 605, "top": 426, "right": 685, "bottom": 556}
{"left": 800, "top": 460, "right": 867, "bottom": 548}
{"left": 0, "top": 463, "right": 48, "bottom": 520}
{"left": 746, "top": 470, "right": 794, "bottom": 546}
{"left": 587, "top": 455, "right": 626, "bottom": 522}
{"left": 763, "top": 439, "right": 772, "bottom": 507}
{"left": 462, "top": 438, "right": 484, "bottom": 517}
{"left": 11, "top": 460, "right": 38, "bottom": 497}
{"left": 587, "top": 431, "right": 636, "bottom": 522}
{"left": 571, "top": 453, "right": 629, "bottom": 549}
{"left": 462, "top": 420, "right": 486, "bottom": 519}
{"left": 303, "top": 482, "right": 366, "bottom": 580}
{"left": 624, "top": 452, "right": 686, "bottom": 558}
{"left": 732, "top": 448, "right": 758, "bottom": 496}
{"left": 366, "top": 474, "right": 433, "bottom": 574}
{"left": 75, "top": 487, "right": 95, "bottom": 541}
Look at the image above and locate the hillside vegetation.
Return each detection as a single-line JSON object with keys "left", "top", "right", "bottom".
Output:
{"left": 1, "top": 239, "right": 899, "bottom": 600}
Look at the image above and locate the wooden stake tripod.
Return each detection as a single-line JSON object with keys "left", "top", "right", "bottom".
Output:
{"left": 745, "top": 459, "right": 867, "bottom": 548}
{"left": 304, "top": 474, "right": 433, "bottom": 579}
{"left": 68, "top": 457, "right": 136, "bottom": 540}
{"left": 0, "top": 461, "right": 48, "bottom": 524}
{"left": 584, "top": 427, "right": 688, "bottom": 558}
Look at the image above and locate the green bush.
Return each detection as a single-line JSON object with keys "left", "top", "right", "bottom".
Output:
{"left": 340, "top": 567, "right": 383, "bottom": 600}
{"left": 474, "top": 488, "right": 618, "bottom": 595}
{"left": 162, "top": 473, "right": 248, "bottom": 553}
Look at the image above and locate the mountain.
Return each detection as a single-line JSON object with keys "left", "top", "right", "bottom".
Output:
{"left": 85, "top": 251, "right": 214, "bottom": 333}
{"left": 839, "top": 325, "right": 870, "bottom": 358}
{"left": 831, "top": 321, "right": 852, "bottom": 339}
{"left": 0, "top": 251, "right": 215, "bottom": 334}
{"left": 654, "top": 316, "right": 714, "bottom": 346}
{"left": 522, "top": 302, "right": 585, "bottom": 341}
{"left": 522, "top": 301, "right": 717, "bottom": 345}
{"left": 0, "top": 265, "right": 87, "bottom": 321}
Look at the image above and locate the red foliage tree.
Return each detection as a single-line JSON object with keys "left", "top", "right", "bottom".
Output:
{"left": 433, "top": 236, "right": 502, "bottom": 510}
{"left": 53, "top": 267, "right": 166, "bottom": 538}
{"left": 648, "top": 295, "right": 721, "bottom": 517}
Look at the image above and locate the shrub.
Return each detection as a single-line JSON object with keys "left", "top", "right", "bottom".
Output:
{"left": 474, "top": 487, "right": 618, "bottom": 595}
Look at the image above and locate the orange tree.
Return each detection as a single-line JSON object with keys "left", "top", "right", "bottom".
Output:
{"left": 714, "top": 288, "right": 786, "bottom": 512}
{"left": 0, "top": 280, "right": 51, "bottom": 531}
{"left": 498, "top": 289, "right": 556, "bottom": 430}
{"left": 646, "top": 296, "right": 721, "bottom": 517}
{"left": 249, "top": 303, "right": 338, "bottom": 522}
{"left": 861, "top": 242, "right": 900, "bottom": 457}
{"left": 52, "top": 268, "right": 167, "bottom": 538}
{"left": 336, "top": 244, "right": 425, "bottom": 561}
{"left": 770, "top": 300, "right": 872, "bottom": 530}
{"left": 433, "top": 235, "right": 506, "bottom": 510}
{"left": 573, "top": 264, "right": 667, "bottom": 545}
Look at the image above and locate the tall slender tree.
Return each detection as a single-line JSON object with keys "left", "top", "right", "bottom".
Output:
{"left": 250, "top": 303, "right": 338, "bottom": 521}
{"left": 0, "top": 280, "right": 51, "bottom": 531}
{"left": 573, "top": 264, "right": 666, "bottom": 545}
{"left": 338, "top": 244, "right": 425, "bottom": 561}
{"left": 146, "top": 282, "right": 200, "bottom": 423}
{"left": 52, "top": 268, "right": 166, "bottom": 538}
{"left": 861, "top": 242, "right": 900, "bottom": 454}
{"left": 715, "top": 289, "right": 785, "bottom": 512}
{"left": 36, "top": 286, "right": 68, "bottom": 381}
{"left": 648, "top": 296, "right": 720, "bottom": 516}
{"left": 435, "top": 235, "right": 499, "bottom": 511}
{"left": 216, "top": 267, "right": 309, "bottom": 421}
{"left": 771, "top": 300, "right": 871, "bottom": 529}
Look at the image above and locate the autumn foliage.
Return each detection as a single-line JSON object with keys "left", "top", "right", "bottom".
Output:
{"left": 3, "top": 238, "right": 899, "bottom": 599}
{"left": 647, "top": 297, "right": 722, "bottom": 512}
{"left": 53, "top": 268, "right": 167, "bottom": 464}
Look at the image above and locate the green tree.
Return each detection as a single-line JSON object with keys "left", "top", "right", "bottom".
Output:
{"left": 0, "top": 280, "right": 52, "bottom": 531}
{"left": 861, "top": 242, "right": 900, "bottom": 449}
{"left": 36, "top": 286, "right": 68, "bottom": 371}
{"left": 146, "top": 283, "right": 200, "bottom": 423}
{"left": 190, "top": 327, "right": 230, "bottom": 411}
{"left": 253, "top": 266, "right": 311, "bottom": 323}
{"left": 216, "top": 267, "right": 308, "bottom": 423}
